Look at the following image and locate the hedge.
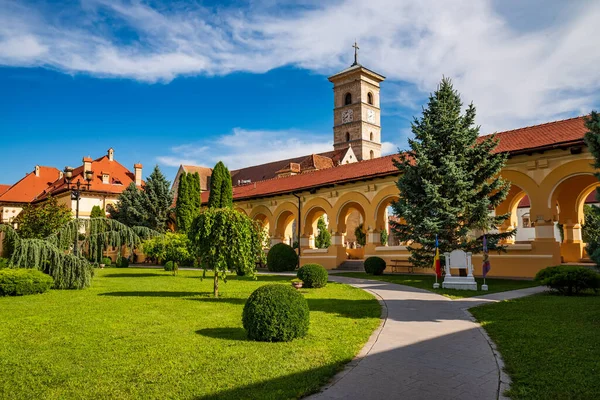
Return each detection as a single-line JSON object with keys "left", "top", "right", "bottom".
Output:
{"left": 0, "top": 269, "right": 54, "bottom": 296}
{"left": 535, "top": 265, "right": 600, "bottom": 295}
{"left": 242, "top": 284, "right": 309, "bottom": 342}
{"left": 364, "top": 256, "right": 386, "bottom": 275}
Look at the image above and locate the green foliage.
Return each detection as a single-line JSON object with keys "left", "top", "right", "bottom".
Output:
{"left": 207, "top": 161, "right": 233, "bottom": 209}
{"left": 108, "top": 166, "right": 173, "bottom": 232}
{"left": 242, "top": 284, "right": 310, "bottom": 342}
{"left": 176, "top": 172, "right": 202, "bottom": 234}
{"left": 188, "top": 208, "right": 266, "bottom": 296}
{"left": 297, "top": 264, "right": 328, "bottom": 288}
{"left": 535, "top": 265, "right": 600, "bottom": 295}
{"left": 101, "top": 257, "right": 112, "bottom": 266}
{"left": 380, "top": 229, "right": 388, "bottom": 246}
{"left": 583, "top": 112, "right": 600, "bottom": 266}
{"left": 364, "top": 256, "right": 386, "bottom": 275}
{"left": 15, "top": 196, "right": 72, "bottom": 239}
{"left": 90, "top": 205, "right": 105, "bottom": 218}
{"left": 142, "top": 232, "right": 192, "bottom": 266}
{"left": 354, "top": 223, "right": 366, "bottom": 247}
{"left": 314, "top": 217, "right": 331, "bottom": 249}
{"left": 0, "top": 269, "right": 53, "bottom": 296}
{"left": 391, "top": 78, "right": 512, "bottom": 268}
{"left": 267, "top": 243, "right": 298, "bottom": 272}
{"left": 115, "top": 257, "right": 129, "bottom": 268}
{"left": 0, "top": 257, "right": 8, "bottom": 269}
{"left": 164, "top": 260, "right": 178, "bottom": 274}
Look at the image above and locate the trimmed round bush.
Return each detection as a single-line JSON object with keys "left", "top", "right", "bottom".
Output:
{"left": 267, "top": 243, "right": 298, "bottom": 272}
{"left": 364, "top": 256, "right": 386, "bottom": 275}
{"left": 0, "top": 269, "right": 54, "bottom": 296}
{"left": 297, "top": 264, "right": 328, "bottom": 288}
{"left": 535, "top": 265, "right": 600, "bottom": 295}
{"left": 116, "top": 257, "right": 129, "bottom": 268}
{"left": 164, "top": 261, "right": 177, "bottom": 272}
{"left": 242, "top": 284, "right": 310, "bottom": 342}
{"left": 101, "top": 257, "right": 112, "bottom": 266}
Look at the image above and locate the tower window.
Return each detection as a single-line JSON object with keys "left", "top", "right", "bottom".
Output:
{"left": 367, "top": 92, "right": 373, "bottom": 105}
{"left": 344, "top": 93, "right": 352, "bottom": 106}
{"left": 370, "top": 132, "right": 374, "bottom": 141}
{"left": 370, "top": 150, "right": 374, "bottom": 159}
{"left": 346, "top": 132, "right": 350, "bottom": 142}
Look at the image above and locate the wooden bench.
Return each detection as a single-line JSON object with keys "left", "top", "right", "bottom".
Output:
{"left": 389, "top": 259, "right": 414, "bottom": 274}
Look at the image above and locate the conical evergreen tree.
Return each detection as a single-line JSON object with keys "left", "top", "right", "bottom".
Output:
{"left": 314, "top": 216, "right": 331, "bottom": 249}
{"left": 189, "top": 172, "right": 202, "bottom": 218}
{"left": 391, "top": 78, "right": 513, "bottom": 268}
{"left": 108, "top": 182, "right": 148, "bottom": 227}
{"left": 208, "top": 161, "right": 233, "bottom": 208}
{"left": 583, "top": 111, "right": 600, "bottom": 265}
{"left": 142, "top": 166, "right": 173, "bottom": 232}
{"left": 176, "top": 172, "right": 191, "bottom": 233}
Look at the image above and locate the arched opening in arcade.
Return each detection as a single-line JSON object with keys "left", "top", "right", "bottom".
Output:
{"left": 274, "top": 208, "right": 298, "bottom": 248}
{"left": 374, "top": 195, "right": 400, "bottom": 246}
{"left": 549, "top": 173, "right": 600, "bottom": 262}
{"left": 497, "top": 185, "right": 539, "bottom": 243}
{"left": 336, "top": 200, "right": 367, "bottom": 258}
{"left": 303, "top": 203, "right": 332, "bottom": 250}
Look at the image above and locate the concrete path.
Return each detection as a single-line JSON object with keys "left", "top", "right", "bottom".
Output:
{"left": 308, "top": 276, "right": 546, "bottom": 400}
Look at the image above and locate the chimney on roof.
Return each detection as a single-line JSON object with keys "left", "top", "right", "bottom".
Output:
{"left": 134, "top": 163, "right": 143, "bottom": 186}
{"left": 83, "top": 156, "right": 93, "bottom": 175}
{"left": 108, "top": 148, "right": 114, "bottom": 161}
{"left": 34, "top": 165, "right": 40, "bottom": 177}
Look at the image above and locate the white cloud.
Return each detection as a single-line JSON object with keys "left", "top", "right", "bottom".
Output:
{"left": 0, "top": 0, "right": 599, "bottom": 134}
{"left": 158, "top": 127, "right": 333, "bottom": 170}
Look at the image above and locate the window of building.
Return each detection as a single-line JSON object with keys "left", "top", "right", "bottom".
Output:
{"left": 370, "top": 150, "right": 374, "bottom": 159}
{"left": 370, "top": 132, "right": 374, "bottom": 141}
{"left": 346, "top": 132, "right": 350, "bottom": 142}
{"left": 344, "top": 93, "right": 352, "bottom": 105}
{"left": 367, "top": 92, "right": 373, "bottom": 105}
{"left": 522, "top": 213, "right": 530, "bottom": 228}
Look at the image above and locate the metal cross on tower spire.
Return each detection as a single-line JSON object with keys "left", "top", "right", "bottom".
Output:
{"left": 352, "top": 41, "right": 359, "bottom": 66}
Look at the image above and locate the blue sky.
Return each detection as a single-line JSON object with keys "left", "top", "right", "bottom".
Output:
{"left": 1, "top": 0, "right": 599, "bottom": 185}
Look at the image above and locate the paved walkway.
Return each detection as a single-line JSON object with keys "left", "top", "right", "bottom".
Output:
{"left": 308, "top": 275, "right": 546, "bottom": 400}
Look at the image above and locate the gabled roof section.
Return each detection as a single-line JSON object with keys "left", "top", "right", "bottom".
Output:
{"left": 0, "top": 166, "right": 61, "bottom": 203}
{"left": 0, "top": 185, "right": 10, "bottom": 196}
{"left": 40, "top": 155, "right": 138, "bottom": 199}
{"left": 181, "top": 165, "right": 212, "bottom": 191}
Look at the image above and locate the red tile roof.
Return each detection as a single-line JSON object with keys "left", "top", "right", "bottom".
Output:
{"left": 0, "top": 166, "right": 62, "bottom": 203}
{"left": 181, "top": 165, "right": 213, "bottom": 191}
{"left": 39, "top": 155, "right": 139, "bottom": 199}
{"left": 0, "top": 185, "right": 10, "bottom": 196}
{"left": 208, "top": 115, "right": 591, "bottom": 202}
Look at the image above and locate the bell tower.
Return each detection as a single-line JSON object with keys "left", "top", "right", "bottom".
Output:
{"left": 329, "top": 42, "right": 385, "bottom": 161}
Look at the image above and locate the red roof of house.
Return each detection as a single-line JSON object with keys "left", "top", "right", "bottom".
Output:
{"left": 0, "top": 166, "right": 62, "bottom": 203}
{"left": 39, "top": 155, "right": 139, "bottom": 199}
{"left": 0, "top": 185, "right": 10, "bottom": 196}
{"left": 204, "top": 115, "right": 591, "bottom": 202}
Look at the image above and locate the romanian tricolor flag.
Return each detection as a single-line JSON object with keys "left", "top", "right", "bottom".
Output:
{"left": 433, "top": 235, "right": 442, "bottom": 278}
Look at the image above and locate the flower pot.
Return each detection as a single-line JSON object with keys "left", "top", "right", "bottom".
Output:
{"left": 292, "top": 282, "right": 303, "bottom": 289}
{"left": 99, "top": 264, "right": 105, "bottom": 269}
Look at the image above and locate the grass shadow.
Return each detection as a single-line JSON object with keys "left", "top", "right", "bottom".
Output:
{"left": 102, "top": 273, "right": 166, "bottom": 278}
{"left": 188, "top": 297, "right": 247, "bottom": 305}
{"left": 196, "top": 327, "right": 249, "bottom": 341}
{"left": 99, "top": 291, "right": 207, "bottom": 298}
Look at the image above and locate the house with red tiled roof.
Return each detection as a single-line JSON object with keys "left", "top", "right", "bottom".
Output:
{"left": 0, "top": 148, "right": 142, "bottom": 224}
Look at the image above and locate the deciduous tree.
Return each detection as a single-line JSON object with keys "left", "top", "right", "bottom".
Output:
{"left": 15, "top": 196, "right": 72, "bottom": 239}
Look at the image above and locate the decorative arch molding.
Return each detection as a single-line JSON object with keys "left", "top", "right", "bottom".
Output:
{"left": 332, "top": 191, "right": 371, "bottom": 224}
{"left": 235, "top": 207, "right": 248, "bottom": 216}
{"left": 370, "top": 185, "right": 401, "bottom": 220}
{"left": 546, "top": 172, "right": 596, "bottom": 209}
{"left": 249, "top": 205, "right": 273, "bottom": 220}
{"left": 302, "top": 197, "right": 334, "bottom": 229}
{"left": 273, "top": 201, "right": 298, "bottom": 238}
{"left": 576, "top": 181, "right": 600, "bottom": 219}
{"left": 273, "top": 201, "right": 298, "bottom": 221}
{"left": 538, "top": 159, "right": 596, "bottom": 208}
{"left": 500, "top": 169, "right": 546, "bottom": 215}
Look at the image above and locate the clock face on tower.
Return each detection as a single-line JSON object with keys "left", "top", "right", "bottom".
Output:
{"left": 342, "top": 109, "right": 353, "bottom": 124}
{"left": 367, "top": 109, "right": 375, "bottom": 123}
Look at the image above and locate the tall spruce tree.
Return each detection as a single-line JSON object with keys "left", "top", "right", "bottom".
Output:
{"left": 583, "top": 111, "right": 600, "bottom": 266}
{"left": 314, "top": 216, "right": 331, "bottom": 249}
{"left": 142, "top": 166, "right": 173, "bottom": 232}
{"left": 107, "top": 183, "right": 148, "bottom": 227}
{"left": 208, "top": 161, "right": 233, "bottom": 208}
{"left": 391, "top": 78, "right": 513, "bottom": 268}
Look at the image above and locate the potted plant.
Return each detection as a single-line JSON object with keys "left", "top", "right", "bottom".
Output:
{"left": 291, "top": 278, "right": 303, "bottom": 289}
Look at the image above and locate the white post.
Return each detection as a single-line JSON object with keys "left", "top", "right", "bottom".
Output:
{"left": 444, "top": 252, "right": 451, "bottom": 277}
{"left": 466, "top": 252, "right": 474, "bottom": 277}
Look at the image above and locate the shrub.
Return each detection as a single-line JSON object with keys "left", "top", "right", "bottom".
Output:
{"left": 0, "top": 257, "right": 9, "bottom": 269}
{"left": 116, "top": 257, "right": 129, "bottom": 268}
{"left": 535, "top": 265, "right": 600, "bottom": 295}
{"left": 267, "top": 243, "right": 298, "bottom": 272}
{"left": 364, "top": 256, "right": 386, "bottom": 275}
{"left": 164, "top": 261, "right": 177, "bottom": 271}
{"left": 297, "top": 264, "right": 328, "bottom": 288}
{"left": 242, "top": 284, "right": 309, "bottom": 342}
{"left": 101, "top": 257, "right": 112, "bottom": 266}
{"left": 0, "top": 269, "right": 54, "bottom": 296}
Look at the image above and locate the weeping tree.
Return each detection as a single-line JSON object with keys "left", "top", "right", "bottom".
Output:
{"left": 188, "top": 208, "right": 267, "bottom": 297}
{"left": 0, "top": 218, "right": 160, "bottom": 289}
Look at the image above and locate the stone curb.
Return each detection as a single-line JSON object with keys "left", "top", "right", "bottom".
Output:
{"left": 308, "top": 285, "right": 388, "bottom": 396}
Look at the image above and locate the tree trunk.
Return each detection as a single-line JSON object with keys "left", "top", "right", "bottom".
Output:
{"left": 214, "top": 271, "right": 219, "bottom": 297}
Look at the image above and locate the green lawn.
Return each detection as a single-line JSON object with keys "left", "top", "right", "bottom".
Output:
{"left": 0, "top": 268, "right": 380, "bottom": 400}
{"left": 337, "top": 272, "right": 539, "bottom": 299}
{"left": 471, "top": 293, "right": 600, "bottom": 399}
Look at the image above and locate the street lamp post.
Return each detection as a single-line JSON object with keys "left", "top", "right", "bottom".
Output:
{"left": 64, "top": 167, "right": 93, "bottom": 257}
